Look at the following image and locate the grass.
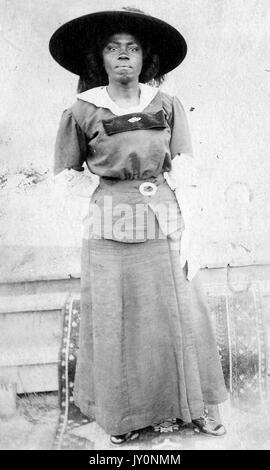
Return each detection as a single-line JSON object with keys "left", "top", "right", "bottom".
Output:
{"left": 17, "top": 391, "right": 59, "bottom": 424}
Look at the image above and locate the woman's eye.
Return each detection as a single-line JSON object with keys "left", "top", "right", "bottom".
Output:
{"left": 105, "top": 45, "right": 140, "bottom": 53}
{"left": 106, "top": 45, "right": 118, "bottom": 52}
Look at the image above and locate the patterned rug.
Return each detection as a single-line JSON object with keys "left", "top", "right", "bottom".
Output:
{"left": 53, "top": 282, "right": 268, "bottom": 450}
{"left": 207, "top": 281, "right": 268, "bottom": 405}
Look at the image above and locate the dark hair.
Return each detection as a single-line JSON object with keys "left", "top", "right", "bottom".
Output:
{"left": 77, "top": 7, "right": 166, "bottom": 93}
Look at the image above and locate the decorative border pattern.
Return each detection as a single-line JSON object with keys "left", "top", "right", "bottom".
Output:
{"left": 207, "top": 281, "right": 268, "bottom": 405}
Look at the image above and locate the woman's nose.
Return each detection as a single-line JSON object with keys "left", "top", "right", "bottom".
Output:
{"left": 118, "top": 54, "right": 129, "bottom": 60}
{"left": 118, "top": 46, "right": 130, "bottom": 57}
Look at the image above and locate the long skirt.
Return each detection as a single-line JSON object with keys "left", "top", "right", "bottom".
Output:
{"left": 73, "top": 205, "right": 228, "bottom": 434}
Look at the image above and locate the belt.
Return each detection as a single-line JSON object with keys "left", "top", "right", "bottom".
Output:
{"left": 99, "top": 173, "right": 165, "bottom": 195}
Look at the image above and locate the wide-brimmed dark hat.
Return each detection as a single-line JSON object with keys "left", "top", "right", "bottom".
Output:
{"left": 49, "top": 9, "right": 187, "bottom": 77}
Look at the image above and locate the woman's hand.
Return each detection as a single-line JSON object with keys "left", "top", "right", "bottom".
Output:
{"left": 164, "top": 153, "right": 202, "bottom": 278}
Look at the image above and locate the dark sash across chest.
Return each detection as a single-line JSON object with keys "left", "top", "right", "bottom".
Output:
{"left": 102, "top": 110, "right": 167, "bottom": 136}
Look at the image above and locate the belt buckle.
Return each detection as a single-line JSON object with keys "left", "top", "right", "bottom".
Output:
{"left": 139, "top": 181, "right": 157, "bottom": 196}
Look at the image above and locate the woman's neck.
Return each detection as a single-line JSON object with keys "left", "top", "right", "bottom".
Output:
{"left": 106, "top": 81, "right": 141, "bottom": 108}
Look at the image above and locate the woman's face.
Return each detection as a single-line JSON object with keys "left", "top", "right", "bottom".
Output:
{"left": 102, "top": 33, "right": 143, "bottom": 84}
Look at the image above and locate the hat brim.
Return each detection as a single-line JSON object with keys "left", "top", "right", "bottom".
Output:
{"left": 49, "top": 10, "right": 187, "bottom": 77}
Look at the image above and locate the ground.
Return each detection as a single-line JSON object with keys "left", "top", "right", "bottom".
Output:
{"left": 0, "top": 393, "right": 270, "bottom": 450}
{"left": 0, "top": 392, "right": 59, "bottom": 450}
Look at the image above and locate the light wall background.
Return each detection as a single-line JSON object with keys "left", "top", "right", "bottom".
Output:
{"left": 0, "top": 0, "right": 270, "bottom": 281}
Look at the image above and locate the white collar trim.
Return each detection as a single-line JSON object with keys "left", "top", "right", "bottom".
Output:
{"left": 76, "top": 83, "right": 159, "bottom": 116}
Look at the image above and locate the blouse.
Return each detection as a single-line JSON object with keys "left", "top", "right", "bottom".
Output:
{"left": 54, "top": 83, "right": 201, "bottom": 280}
{"left": 54, "top": 84, "right": 193, "bottom": 177}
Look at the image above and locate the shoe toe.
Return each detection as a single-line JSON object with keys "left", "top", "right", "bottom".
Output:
{"left": 110, "top": 430, "right": 140, "bottom": 445}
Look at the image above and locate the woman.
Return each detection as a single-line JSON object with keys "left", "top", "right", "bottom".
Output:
{"left": 49, "top": 8, "right": 228, "bottom": 444}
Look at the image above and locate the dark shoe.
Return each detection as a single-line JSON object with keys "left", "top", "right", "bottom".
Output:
{"left": 110, "top": 430, "right": 140, "bottom": 445}
{"left": 192, "top": 416, "right": 226, "bottom": 436}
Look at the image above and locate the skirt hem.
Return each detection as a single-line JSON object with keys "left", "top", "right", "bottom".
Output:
{"left": 73, "top": 395, "right": 228, "bottom": 435}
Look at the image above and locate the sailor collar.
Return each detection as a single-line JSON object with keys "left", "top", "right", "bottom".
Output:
{"left": 76, "top": 83, "right": 159, "bottom": 116}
